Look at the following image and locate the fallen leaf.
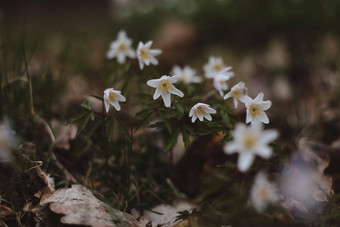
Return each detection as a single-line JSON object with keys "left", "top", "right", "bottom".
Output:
{"left": 40, "top": 184, "right": 142, "bottom": 227}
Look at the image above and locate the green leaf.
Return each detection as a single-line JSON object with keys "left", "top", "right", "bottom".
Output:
{"left": 220, "top": 110, "right": 230, "bottom": 126}
{"left": 164, "top": 127, "right": 180, "bottom": 152}
{"left": 90, "top": 94, "right": 103, "bottom": 101}
{"left": 182, "top": 129, "right": 190, "bottom": 149}
{"left": 159, "top": 112, "right": 171, "bottom": 133}
{"left": 135, "top": 112, "right": 154, "bottom": 132}
{"left": 81, "top": 100, "right": 92, "bottom": 110}
{"left": 76, "top": 114, "right": 90, "bottom": 136}
{"left": 68, "top": 111, "right": 88, "bottom": 124}
{"left": 90, "top": 112, "right": 95, "bottom": 121}
{"left": 116, "top": 117, "right": 132, "bottom": 141}
{"left": 107, "top": 118, "right": 115, "bottom": 142}
{"left": 176, "top": 103, "right": 184, "bottom": 119}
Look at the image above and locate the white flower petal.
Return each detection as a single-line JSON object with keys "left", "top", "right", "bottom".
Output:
{"left": 147, "top": 79, "right": 160, "bottom": 88}
{"left": 145, "top": 41, "right": 153, "bottom": 48}
{"left": 224, "top": 142, "right": 239, "bottom": 154}
{"left": 205, "top": 106, "right": 216, "bottom": 114}
{"left": 256, "top": 146, "right": 272, "bottom": 158}
{"left": 170, "top": 86, "right": 184, "bottom": 97}
{"left": 117, "top": 94, "right": 126, "bottom": 102}
{"left": 149, "top": 57, "right": 158, "bottom": 65}
{"left": 198, "top": 114, "right": 204, "bottom": 121}
{"left": 223, "top": 91, "right": 232, "bottom": 100}
{"left": 204, "top": 113, "right": 212, "bottom": 121}
{"left": 138, "top": 59, "right": 144, "bottom": 70}
{"left": 233, "top": 98, "right": 238, "bottom": 108}
{"left": 246, "top": 110, "right": 252, "bottom": 124}
{"left": 189, "top": 107, "right": 195, "bottom": 117}
{"left": 260, "top": 100, "right": 272, "bottom": 111}
{"left": 104, "top": 100, "right": 110, "bottom": 113}
{"left": 238, "top": 153, "right": 255, "bottom": 172}
{"left": 257, "top": 113, "right": 269, "bottom": 124}
{"left": 162, "top": 92, "right": 171, "bottom": 107}
{"left": 243, "top": 95, "right": 253, "bottom": 107}
{"left": 150, "top": 49, "right": 162, "bottom": 56}
{"left": 111, "top": 101, "right": 121, "bottom": 111}
{"left": 117, "top": 54, "right": 125, "bottom": 64}
{"left": 127, "top": 49, "right": 136, "bottom": 58}
{"left": 254, "top": 92, "right": 264, "bottom": 103}
{"left": 191, "top": 115, "right": 197, "bottom": 123}
{"left": 259, "top": 130, "right": 279, "bottom": 144}
{"left": 153, "top": 89, "right": 162, "bottom": 100}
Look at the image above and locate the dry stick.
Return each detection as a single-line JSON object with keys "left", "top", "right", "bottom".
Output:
{"left": 23, "top": 46, "right": 78, "bottom": 184}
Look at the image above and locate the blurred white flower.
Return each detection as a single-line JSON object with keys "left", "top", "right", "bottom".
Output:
{"left": 224, "top": 123, "right": 278, "bottom": 172}
{"left": 250, "top": 172, "right": 279, "bottom": 212}
{"left": 137, "top": 41, "right": 162, "bottom": 70}
{"left": 171, "top": 65, "right": 201, "bottom": 84}
{"left": 203, "top": 56, "right": 232, "bottom": 78}
{"left": 147, "top": 75, "right": 184, "bottom": 108}
{"left": 0, "top": 120, "right": 17, "bottom": 162}
{"left": 106, "top": 30, "right": 136, "bottom": 64}
{"left": 103, "top": 88, "right": 126, "bottom": 112}
{"left": 189, "top": 103, "right": 216, "bottom": 123}
{"left": 280, "top": 140, "right": 333, "bottom": 213}
{"left": 213, "top": 68, "right": 234, "bottom": 97}
{"left": 244, "top": 92, "right": 271, "bottom": 125}
{"left": 224, "top": 82, "right": 248, "bottom": 108}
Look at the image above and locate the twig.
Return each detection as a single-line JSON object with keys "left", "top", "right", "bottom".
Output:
{"left": 22, "top": 45, "right": 78, "bottom": 184}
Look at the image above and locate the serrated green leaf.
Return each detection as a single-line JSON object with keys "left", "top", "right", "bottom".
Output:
{"left": 76, "top": 114, "right": 90, "bottom": 136}
{"left": 90, "top": 112, "right": 95, "bottom": 121}
{"left": 81, "top": 100, "right": 92, "bottom": 110}
{"left": 164, "top": 127, "right": 180, "bottom": 152}
{"left": 68, "top": 111, "right": 88, "bottom": 125}
{"left": 220, "top": 110, "right": 230, "bottom": 126}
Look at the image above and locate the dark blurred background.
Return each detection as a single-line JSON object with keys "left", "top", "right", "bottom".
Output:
{"left": 1, "top": 0, "right": 340, "bottom": 189}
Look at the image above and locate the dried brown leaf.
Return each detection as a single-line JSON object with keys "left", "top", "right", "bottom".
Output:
{"left": 40, "top": 184, "right": 142, "bottom": 227}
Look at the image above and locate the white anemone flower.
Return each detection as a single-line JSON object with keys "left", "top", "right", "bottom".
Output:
{"left": 171, "top": 65, "right": 201, "bottom": 84}
{"left": 213, "top": 69, "right": 234, "bottom": 97}
{"left": 244, "top": 92, "right": 272, "bottom": 125}
{"left": 103, "top": 88, "right": 126, "bottom": 112}
{"left": 147, "top": 75, "right": 184, "bottom": 108}
{"left": 223, "top": 82, "right": 248, "bottom": 108}
{"left": 189, "top": 103, "right": 216, "bottom": 123}
{"left": 137, "top": 41, "right": 162, "bottom": 70}
{"left": 250, "top": 172, "right": 279, "bottom": 212}
{"left": 203, "top": 56, "right": 231, "bottom": 78}
{"left": 106, "top": 30, "right": 136, "bottom": 64}
{"left": 224, "top": 123, "right": 278, "bottom": 172}
{"left": 0, "top": 121, "right": 17, "bottom": 162}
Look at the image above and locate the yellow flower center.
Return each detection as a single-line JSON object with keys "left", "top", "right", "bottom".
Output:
{"left": 242, "top": 133, "right": 257, "bottom": 149}
{"left": 219, "top": 80, "right": 225, "bottom": 85}
{"left": 118, "top": 43, "right": 127, "bottom": 52}
{"left": 139, "top": 48, "right": 149, "bottom": 60}
{"left": 232, "top": 88, "right": 242, "bottom": 99}
{"left": 213, "top": 64, "right": 222, "bottom": 72}
{"left": 258, "top": 187, "right": 268, "bottom": 200}
{"left": 159, "top": 79, "right": 171, "bottom": 92}
{"left": 194, "top": 105, "right": 207, "bottom": 116}
{"left": 109, "top": 91, "right": 117, "bottom": 101}
{"left": 249, "top": 104, "right": 262, "bottom": 117}
{"left": 180, "top": 73, "right": 188, "bottom": 83}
